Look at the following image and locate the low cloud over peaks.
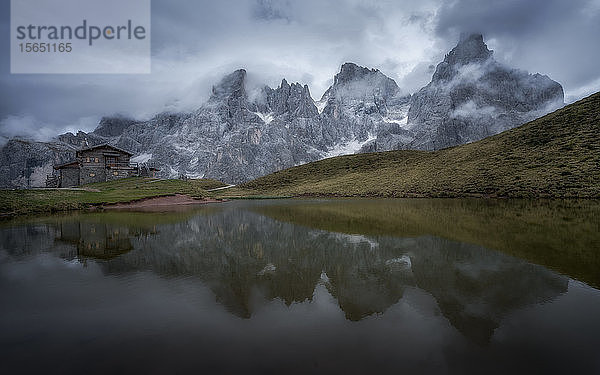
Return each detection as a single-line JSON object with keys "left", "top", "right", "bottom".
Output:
{"left": 1, "top": 0, "right": 599, "bottom": 140}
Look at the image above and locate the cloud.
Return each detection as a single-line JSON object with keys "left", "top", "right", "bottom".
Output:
{"left": 0, "top": 114, "right": 99, "bottom": 145}
{"left": 1, "top": 0, "right": 441, "bottom": 132}
{"left": 0, "top": 0, "right": 599, "bottom": 141}
{"left": 450, "top": 100, "right": 497, "bottom": 120}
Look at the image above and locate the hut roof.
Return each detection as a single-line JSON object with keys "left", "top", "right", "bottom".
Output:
{"left": 77, "top": 143, "right": 134, "bottom": 156}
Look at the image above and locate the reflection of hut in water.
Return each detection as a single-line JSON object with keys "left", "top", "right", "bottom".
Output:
{"left": 55, "top": 221, "right": 137, "bottom": 260}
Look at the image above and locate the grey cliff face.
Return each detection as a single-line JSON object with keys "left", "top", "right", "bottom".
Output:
{"left": 0, "top": 35, "right": 565, "bottom": 187}
{"left": 93, "top": 117, "right": 138, "bottom": 138}
{"left": 0, "top": 139, "right": 76, "bottom": 188}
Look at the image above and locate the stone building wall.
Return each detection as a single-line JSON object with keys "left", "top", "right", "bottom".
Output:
{"left": 80, "top": 165, "right": 107, "bottom": 185}
{"left": 106, "top": 168, "right": 136, "bottom": 181}
{"left": 60, "top": 167, "right": 81, "bottom": 187}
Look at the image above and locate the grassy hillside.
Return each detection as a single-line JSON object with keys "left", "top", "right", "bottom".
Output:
{"left": 0, "top": 177, "right": 226, "bottom": 216}
{"left": 235, "top": 92, "right": 600, "bottom": 198}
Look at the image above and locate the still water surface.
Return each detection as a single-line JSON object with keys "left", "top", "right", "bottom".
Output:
{"left": 1, "top": 199, "right": 599, "bottom": 374}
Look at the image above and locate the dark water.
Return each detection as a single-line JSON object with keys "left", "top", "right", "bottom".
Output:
{"left": 1, "top": 199, "right": 599, "bottom": 375}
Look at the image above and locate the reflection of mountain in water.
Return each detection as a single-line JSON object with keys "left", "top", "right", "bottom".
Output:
{"left": 0, "top": 203, "right": 568, "bottom": 344}
{"left": 409, "top": 237, "right": 567, "bottom": 344}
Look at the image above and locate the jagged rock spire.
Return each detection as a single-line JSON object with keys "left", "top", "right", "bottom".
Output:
{"left": 432, "top": 34, "right": 494, "bottom": 82}
{"left": 446, "top": 33, "right": 493, "bottom": 66}
{"left": 210, "top": 69, "right": 247, "bottom": 101}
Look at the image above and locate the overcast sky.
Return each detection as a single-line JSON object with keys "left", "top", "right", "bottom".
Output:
{"left": 1, "top": 0, "right": 599, "bottom": 142}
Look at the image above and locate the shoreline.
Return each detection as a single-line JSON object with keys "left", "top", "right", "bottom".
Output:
{"left": 1, "top": 190, "right": 598, "bottom": 219}
{"left": 103, "top": 194, "right": 223, "bottom": 210}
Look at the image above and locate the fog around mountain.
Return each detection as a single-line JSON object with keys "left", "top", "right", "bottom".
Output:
{"left": 0, "top": 0, "right": 598, "bottom": 143}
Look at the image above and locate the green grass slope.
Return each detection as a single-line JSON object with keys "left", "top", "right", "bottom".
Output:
{"left": 238, "top": 92, "right": 600, "bottom": 198}
{"left": 0, "top": 177, "right": 226, "bottom": 216}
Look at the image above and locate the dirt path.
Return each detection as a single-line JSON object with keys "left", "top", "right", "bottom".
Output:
{"left": 206, "top": 184, "right": 236, "bottom": 192}
{"left": 104, "top": 194, "right": 221, "bottom": 209}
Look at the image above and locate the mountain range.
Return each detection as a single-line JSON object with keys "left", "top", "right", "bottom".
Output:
{"left": 0, "top": 33, "right": 564, "bottom": 187}
{"left": 239, "top": 91, "right": 599, "bottom": 198}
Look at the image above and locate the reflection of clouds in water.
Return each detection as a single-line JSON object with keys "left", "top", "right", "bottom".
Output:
{"left": 454, "top": 255, "right": 504, "bottom": 277}
{"left": 385, "top": 255, "right": 412, "bottom": 271}
{"left": 257, "top": 263, "right": 276, "bottom": 276}
{"left": 0, "top": 251, "right": 102, "bottom": 283}
{"left": 327, "top": 232, "right": 379, "bottom": 250}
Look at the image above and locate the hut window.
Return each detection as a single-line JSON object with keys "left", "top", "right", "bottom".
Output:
{"left": 95, "top": 157, "right": 99, "bottom": 163}
{"left": 89, "top": 173, "right": 95, "bottom": 177}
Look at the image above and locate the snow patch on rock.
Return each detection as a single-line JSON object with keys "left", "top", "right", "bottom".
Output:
{"left": 324, "top": 134, "right": 376, "bottom": 158}
{"left": 131, "top": 153, "right": 152, "bottom": 163}
{"left": 253, "top": 111, "right": 274, "bottom": 125}
{"left": 315, "top": 100, "right": 327, "bottom": 114}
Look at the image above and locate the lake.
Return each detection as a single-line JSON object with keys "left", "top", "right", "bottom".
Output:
{"left": 1, "top": 199, "right": 599, "bottom": 374}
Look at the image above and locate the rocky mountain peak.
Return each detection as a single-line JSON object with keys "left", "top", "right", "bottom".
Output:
{"left": 445, "top": 33, "right": 493, "bottom": 66}
{"left": 324, "top": 62, "right": 400, "bottom": 102}
{"left": 334, "top": 62, "right": 380, "bottom": 86}
{"left": 210, "top": 69, "right": 247, "bottom": 101}
{"left": 432, "top": 34, "right": 494, "bottom": 82}
{"left": 280, "top": 78, "right": 290, "bottom": 89}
